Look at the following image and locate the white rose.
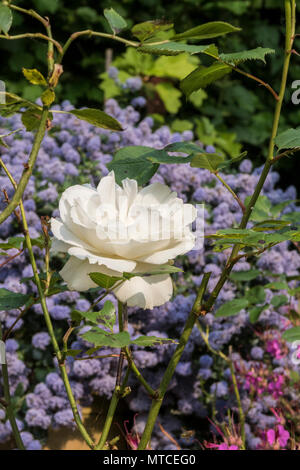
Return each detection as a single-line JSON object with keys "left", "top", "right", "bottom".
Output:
{"left": 50, "top": 171, "right": 196, "bottom": 309}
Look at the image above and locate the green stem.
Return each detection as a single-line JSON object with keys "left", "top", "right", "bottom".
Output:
{"left": 0, "top": 108, "right": 48, "bottom": 225}
{"left": 125, "top": 347, "right": 157, "bottom": 398}
{"left": 0, "top": 33, "right": 62, "bottom": 54}
{"left": 213, "top": 172, "right": 245, "bottom": 213}
{"left": 59, "top": 30, "right": 139, "bottom": 62}
{"left": 0, "top": 324, "right": 25, "bottom": 450}
{"left": 95, "top": 367, "right": 130, "bottom": 451}
{"left": 95, "top": 302, "right": 130, "bottom": 450}
{"left": 228, "top": 348, "right": 245, "bottom": 448}
{"left": 138, "top": 272, "right": 211, "bottom": 450}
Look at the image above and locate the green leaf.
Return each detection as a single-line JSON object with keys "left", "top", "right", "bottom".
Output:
{"left": 123, "top": 264, "right": 183, "bottom": 279}
{"left": 107, "top": 146, "right": 161, "bottom": 185}
{"left": 244, "top": 195, "right": 272, "bottom": 222}
{"left": 230, "top": 269, "right": 260, "bottom": 282}
{"left": 190, "top": 152, "right": 225, "bottom": 171}
{"left": 215, "top": 298, "right": 249, "bottom": 317}
{"left": 155, "top": 82, "right": 182, "bottom": 114}
{"left": 138, "top": 42, "right": 218, "bottom": 57}
{"left": 69, "top": 108, "right": 123, "bottom": 131}
{"left": 0, "top": 4, "right": 13, "bottom": 34}
{"left": 264, "top": 281, "right": 289, "bottom": 290}
{"left": 22, "top": 68, "right": 47, "bottom": 86}
{"left": 275, "top": 128, "right": 300, "bottom": 151}
{"left": 163, "top": 142, "right": 203, "bottom": 154}
{"left": 132, "top": 335, "right": 176, "bottom": 347}
{"left": 74, "top": 301, "right": 116, "bottom": 332}
{"left": 132, "top": 20, "right": 173, "bottom": 42}
{"left": 249, "top": 305, "right": 268, "bottom": 324}
{"left": 104, "top": 8, "right": 127, "bottom": 34}
{"left": 41, "top": 89, "right": 55, "bottom": 106}
{"left": 220, "top": 47, "right": 275, "bottom": 65}
{"left": 282, "top": 327, "right": 300, "bottom": 342}
{"left": 89, "top": 272, "right": 123, "bottom": 289}
{"left": 65, "top": 349, "right": 82, "bottom": 357}
{"left": 81, "top": 329, "right": 131, "bottom": 349}
{"left": 173, "top": 21, "right": 241, "bottom": 41}
{"left": 0, "top": 288, "right": 31, "bottom": 310}
{"left": 181, "top": 63, "right": 232, "bottom": 97}
{"left": 0, "top": 237, "right": 23, "bottom": 250}
{"left": 245, "top": 286, "right": 266, "bottom": 304}
{"left": 21, "top": 109, "right": 44, "bottom": 131}
{"left": 271, "top": 294, "right": 288, "bottom": 308}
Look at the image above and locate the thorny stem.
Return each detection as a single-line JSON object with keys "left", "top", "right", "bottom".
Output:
{"left": 137, "top": 273, "right": 211, "bottom": 449}
{"left": 0, "top": 324, "right": 25, "bottom": 449}
{"left": 95, "top": 301, "right": 130, "bottom": 450}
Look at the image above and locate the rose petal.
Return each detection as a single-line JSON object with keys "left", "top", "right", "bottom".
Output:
{"left": 59, "top": 256, "right": 120, "bottom": 291}
{"left": 113, "top": 274, "right": 173, "bottom": 309}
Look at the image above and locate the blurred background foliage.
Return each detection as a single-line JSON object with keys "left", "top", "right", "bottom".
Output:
{"left": 1, "top": 0, "right": 300, "bottom": 186}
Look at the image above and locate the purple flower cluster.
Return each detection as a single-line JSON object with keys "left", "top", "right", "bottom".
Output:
{"left": 0, "top": 94, "right": 300, "bottom": 450}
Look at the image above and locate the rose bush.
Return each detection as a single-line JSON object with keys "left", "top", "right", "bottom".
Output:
{"left": 50, "top": 171, "right": 196, "bottom": 309}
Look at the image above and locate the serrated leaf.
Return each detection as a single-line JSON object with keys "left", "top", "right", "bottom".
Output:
{"left": 230, "top": 269, "right": 260, "bottom": 282}
{"left": 215, "top": 298, "right": 249, "bottom": 317}
{"left": 282, "top": 327, "right": 300, "bottom": 342}
{"left": 249, "top": 305, "right": 268, "bottom": 323}
{"left": 0, "top": 288, "right": 31, "bottom": 310}
{"left": 218, "top": 151, "right": 248, "bottom": 169}
{"left": 89, "top": 272, "right": 123, "bottom": 289}
{"left": 41, "top": 89, "right": 55, "bottom": 106}
{"left": 104, "top": 8, "right": 127, "bottom": 34}
{"left": 245, "top": 286, "right": 266, "bottom": 304}
{"left": 81, "top": 329, "right": 131, "bottom": 349}
{"left": 181, "top": 63, "right": 231, "bottom": 97}
{"left": 75, "top": 301, "right": 116, "bottom": 332}
{"left": 163, "top": 142, "right": 203, "bottom": 154}
{"left": 65, "top": 349, "right": 82, "bottom": 357}
{"left": 190, "top": 152, "right": 225, "bottom": 171}
{"left": 22, "top": 68, "right": 47, "bottom": 86}
{"left": 132, "top": 20, "right": 173, "bottom": 42}
{"left": 173, "top": 21, "right": 241, "bottom": 41}
{"left": 271, "top": 294, "right": 288, "bottom": 308}
{"left": 69, "top": 108, "right": 123, "bottom": 131}
{"left": 123, "top": 264, "right": 183, "bottom": 279}
{"left": 264, "top": 281, "right": 289, "bottom": 290}
{"left": 0, "top": 237, "right": 23, "bottom": 250}
{"left": 132, "top": 335, "right": 176, "bottom": 347}
{"left": 0, "top": 4, "right": 13, "bottom": 34}
{"left": 107, "top": 145, "right": 161, "bottom": 185}
{"left": 275, "top": 128, "right": 300, "bottom": 151}
{"left": 21, "top": 109, "right": 43, "bottom": 131}
{"left": 138, "top": 42, "right": 218, "bottom": 57}
{"left": 220, "top": 47, "right": 275, "bottom": 65}
{"left": 244, "top": 195, "right": 272, "bottom": 222}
